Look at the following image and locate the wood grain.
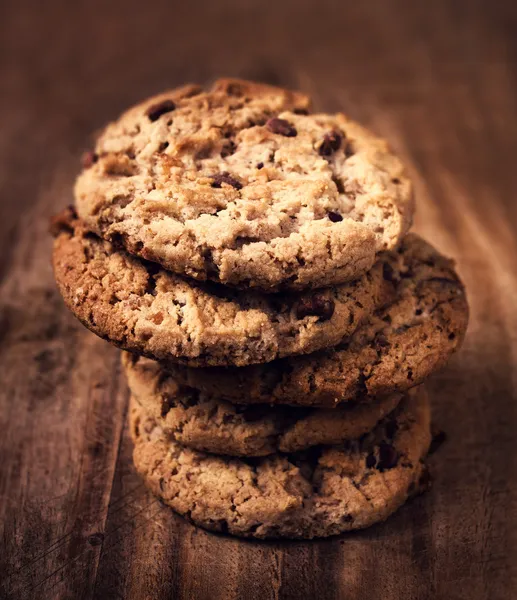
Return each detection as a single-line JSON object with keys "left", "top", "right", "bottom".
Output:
{"left": 1, "top": 0, "right": 517, "bottom": 598}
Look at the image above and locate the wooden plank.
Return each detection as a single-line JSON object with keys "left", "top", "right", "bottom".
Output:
{"left": 1, "top": 0, "right": 517, "bottom": 598}
{"left": 0, "top": 195, "right": 129, "bottom": 599}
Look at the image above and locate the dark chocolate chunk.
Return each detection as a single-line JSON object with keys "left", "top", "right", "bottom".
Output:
{"left": 295, "top": 294, "right": 335, "bottom": 321}
{"left": 146, "top": 99, "right": 176, "bottom": 122}
{"left": 266, "top": 117, "right": 297, "bottom": 137}
{"left": 211, "top": 171, "right": 242, "bottom": 190}
{"left": 328, "top": 211, "right": 343, "bottom": 222}
{"left": 376, "top": 441, "right": 399, "bottom": 471}
{"left": 319, "top": 130, "right": 342, "bottom": 156}
{"left": 366, "top": 452, "right": 377, "bottom": 468}
{"left": 382, "top": 262, "right": 397, "bottom": 283}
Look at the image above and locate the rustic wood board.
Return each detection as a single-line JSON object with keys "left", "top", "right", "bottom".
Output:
{"left": 1, "top": 0, "right": 517, "bottom": 598}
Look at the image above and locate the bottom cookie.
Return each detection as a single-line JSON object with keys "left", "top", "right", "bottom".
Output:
{"left": 130, "top": 387, "right": 431, "bottom": 539}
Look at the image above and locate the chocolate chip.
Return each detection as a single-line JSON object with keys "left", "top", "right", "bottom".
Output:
{"left": 319, "top": 130, "right": 342, "bottom": 156}
{"left": 376, "top": 441, "right": 399, "bottom": 471}
{"left": 158, "top": 141, "right": 169, "bottom": 152}
{"left": 392, "top": 178, "right": 401, "bottom": 184}
{"left": 429, "top": 430, "right": 447, "bottom": 455}
{"left": 266, "top": 117, "right": 297, "bottom": 137}
{"left": 146, "top": 99, "right": 176, "bottom": 122}
{"left": 328, "top": 211, "right": 343, "bottom": 222}
{"left": 81, "top": 150, "right": 98, "bottom": 169}
{"left": 366, "top": 452, "right": 377, "bottom": 468}
{"left": 295, "top": 294, "right": 335, "bottom": 321}
{"left": 211, "top": 171, "right": 242, "bottom": 190}
{"left": 256, "top": 162, "right": 264, "bottom": 169}
{"left": 382, "top": 262, "right": 397, "bottom": 283}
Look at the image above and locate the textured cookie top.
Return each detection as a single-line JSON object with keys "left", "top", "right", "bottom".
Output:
{"left": 165, "top": 234, "right": 469, "bottom": 405}
{"left": 130, "top": 388, "right": 431, "bottom": 539}
{"left": 123, "top": 352, "right": 402, "bottom": 456}
{"left": 74, "top": 78, "right": 413, "bottom": 291}
{"left": 51, "top": 208, "right": 394, "bottom": 367}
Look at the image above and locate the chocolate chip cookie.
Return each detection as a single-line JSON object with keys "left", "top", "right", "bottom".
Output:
{"left": 130, "top": 387, "right": 431, "bottom": 538}
{"left": 164, "top": 234, "right": 469, "bottom": 405}
{"left": 123, "top": 352, "right": 402, "bottom": 456}
{"left": 51, "top": 208, "right": 394, "bottom": 367}
{"left": 74, "top": 78, "right": 413, "bottom": 291}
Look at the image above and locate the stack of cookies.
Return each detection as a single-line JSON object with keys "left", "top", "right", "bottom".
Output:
{"left": 51, "top": 79, "right": 468, "bottom": 539}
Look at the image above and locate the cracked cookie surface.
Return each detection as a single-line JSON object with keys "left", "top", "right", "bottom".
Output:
{"left": 165, "top": 234, "right": 469, "bottom": 405}
{"left": 130, "top": 387, "right": 431, "bottom": 539}
{"left": 74, "top": 78, "right": 413, "bottom": 291}
{"left": 51, "top": 208, "right": 394, "bottom": 367}
{"left": 123, "top": 352, "right": 402, "bottom": 456}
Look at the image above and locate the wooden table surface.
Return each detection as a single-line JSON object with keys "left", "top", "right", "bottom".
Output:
{"left": 1, "top": 0, "right": 517, "bottom": 598}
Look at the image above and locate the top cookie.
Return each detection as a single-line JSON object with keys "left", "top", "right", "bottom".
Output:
{"left": 74, "top": 78, "right": 413, "bottom": 291}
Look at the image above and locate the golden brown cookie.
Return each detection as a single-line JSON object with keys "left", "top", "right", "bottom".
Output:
{"left": 51, "top": 208, "right": 394, "bottom": 367}
{"left": 123, "top": 352, "right": 402, "bottom": 456}
{"left": 74, "top": 78, "right": 413, "bottom": 291}
{"left": 130, "top": 387, "right": 431, "bottom": 539}
{"left": 165, "top": 234, "right": 469, "bottom": 405}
